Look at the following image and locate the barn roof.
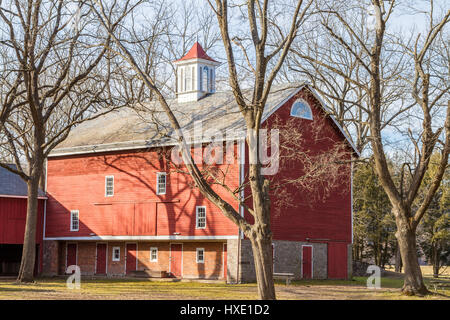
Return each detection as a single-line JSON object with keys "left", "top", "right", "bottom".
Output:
{"left": 50, "top": 82, "right": 359, "bottom": 157}
{"left": 0, "top": 164, "right": 46, "bottom": 198}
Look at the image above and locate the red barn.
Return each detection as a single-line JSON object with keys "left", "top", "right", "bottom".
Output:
{"left": 0, "top": 164, "right": 46, "bottom": 275}
{"left": 42, "top": 43, "right": 358, "bottom": 281}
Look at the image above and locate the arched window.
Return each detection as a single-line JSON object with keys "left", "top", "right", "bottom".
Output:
{"left": 191, "top": 66, "right": 195, "bottom": 91}
{"left": 203, "top": 66, "right": 209, "bottom": 92}
{"left": 290, "top": 99, "right": 313, "bottom": 120}
{"left": 186, "top": 67, "right": 191, "bottom": 91}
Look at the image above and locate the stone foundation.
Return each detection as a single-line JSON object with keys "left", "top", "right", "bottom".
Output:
{"left": 227, "top": 239, "right": 330, "bottom": 283}
{"left": 41, "top": 240, "right": 59, "bottom": 276}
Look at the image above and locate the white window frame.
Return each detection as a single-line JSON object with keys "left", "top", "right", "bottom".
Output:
{"left": 70, "top": 210, "right": 79, "bottom": 232}
{"left": 150, "top": 247, "right": 158, "bottom": 262}
{"left": 112, "top": 247, "right": 120, "bottom": 261}
{"left": 195, "top": 206, "right": 206, "bottom": 229}
{"left": 156, "top": 172, "right": 167, "bottom": 195}
{"left": 196, "top": 248, "right": 205, "bottom": 263}
{"left": 105, "top": 175, "right": 114, "bottom": 197}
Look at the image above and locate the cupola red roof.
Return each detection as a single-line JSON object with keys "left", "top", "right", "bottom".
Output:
{"left": 174, "top": 42, "right": 218, "bottom": 63}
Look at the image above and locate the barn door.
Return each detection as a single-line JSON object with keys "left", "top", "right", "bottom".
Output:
{"left": 327, "top": 243, "right": 348, "bottom": 279}
{"left": 223, "top": 244, "right": 227, "bottom": 280}
{"left": 96, "top": 243, "right": 107, "bottom": 275}
{"left": 170, "top": 244, "right": 182, "bottom": 278}
{"left": 66, "top": 243, "right": 77, "bottom": 273}
{"left": 302, "top": 245, "right": 313, "bottom": 279}
{"left": 126, "top": 243, "right": 137, "bottom": 274}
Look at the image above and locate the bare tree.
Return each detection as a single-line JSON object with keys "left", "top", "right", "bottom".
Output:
{"left": 89, "top": 0, "right": 352, "bottom": 300}
{"left": 289, "top": 0, "right": 449, "bottom": 295}
{"left": 0, "top": 0, "right": 127, "bottom": 282}
{"left": 0, "top": 47, "right": 23, "bottom": 132}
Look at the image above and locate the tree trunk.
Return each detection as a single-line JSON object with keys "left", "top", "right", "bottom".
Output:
{"left": 395, "top": 244, "right": 402, "bottom": 273}
{"left": 17, "top": 176, "right": 40, "bottom": 283}
{"left": 249, "top": 233, "right": 276, "bottom": 300}
{"left": 246, "top": 130, "right": 276, "bottom": 300}
{"left": 432, "top": 243, "right": 440, "bottom": 278}
{"left": 17, "top": 130, "right": 44, "bottom": 283}
{"left": 395, "top": 217, "right": 429, "bottom": 295}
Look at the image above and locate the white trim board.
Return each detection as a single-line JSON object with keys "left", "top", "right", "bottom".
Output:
{"left": 0, "top": 194, "right": 48, "bottom": 200}
{"left": 48, "top": 136, "right": 245, "bottom": 158}
{"left": 44, "top": 235, "right": 239, "bottom": 241}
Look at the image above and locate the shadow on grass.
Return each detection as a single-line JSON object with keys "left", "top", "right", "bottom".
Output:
{"left": 0, "top": 287, "right": 56, "bottom": 293}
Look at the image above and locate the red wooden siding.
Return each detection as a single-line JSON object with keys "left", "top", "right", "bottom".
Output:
{"left": 96, "top": 243, "right": 107, "bottom": 274}
{"left": 0, "top": 197, "right": 45, "bottom": 245}
{"left": 302, "top": 246, "right": 312, "bottom": 279}
{"left": 170, "top": 243, "right": 182, "bottom": 277}
{"left": 45, "top": 146, "right": 240, "bottom": 238}
{"left": 244, "top": 87, "right": 352, "bottom": 243}
{"left": 327, "top": 242, "right": 348, "bottom": 279}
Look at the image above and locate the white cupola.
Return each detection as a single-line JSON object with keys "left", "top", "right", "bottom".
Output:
{"left": 173, "top": 42, "right": 220, "bottom": 103}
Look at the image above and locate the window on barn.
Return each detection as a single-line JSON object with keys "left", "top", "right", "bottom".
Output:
{"left": 186, "top": 66, "right": 191, "bottom": 91}
{"left": 196, "top": 248, "right": 205, "bottom": 263}
{"left": 156, "top": 172, "right": 166, "bottom": 195}
{"left": 196, "top": 206, "right": 206, "bottom": 229}
{"left": 210, "top": 68, "right": 214, "bottom": 92}
{"left": 290, "top": 99, "right": 313, "bottom": 120}
{"left": 112, "top": 247, "right": 120, "bottom": 261}
{"left": 202, "top": 66, "right": 209, "bottom": 92}
{"left": 192, "top": 66, "right": 196, "bottom": 91}
{"left": 105, "top": 175, "right": 114, "bottom": 197}
{"left": 70, "top": 210, "right": 79, "bottom": 231}
{"left": 150, "top": 247, "right": 158, "bottom": 262}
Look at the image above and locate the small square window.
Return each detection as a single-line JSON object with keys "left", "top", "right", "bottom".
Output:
{"left": 196, "top": 206, "right": 206, "bottom": 229}
{"left": 112, "top": 247, "right": 120, "bottom": 261}
{"left": 70, "top": 210, "right": 79, "bottom": 231}
{"left": 105, "top": 176, "right": 114, "bottom": 197}
{"left": 150, "top": 247, "right": 158, "bottom": 262}
{"left": 196, "top": 248, "right": 204, "bottom": 263}
{"left": 156, "top": 172, "right": 166, "bottom": 195}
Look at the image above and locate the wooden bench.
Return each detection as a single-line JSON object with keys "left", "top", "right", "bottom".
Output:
{"left": 429, "top": 280, "right": 450, "bottom": 292}
{"left": 273, "top": 273, "right": 295, "bottom": 285}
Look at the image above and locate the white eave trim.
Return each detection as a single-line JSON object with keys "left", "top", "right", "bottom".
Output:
{"left": 173, "top": 57, "right": 221, "bottom": 67}
{"left": 0, "top": 194, "right": 48, "bottom": 200}
{"left": 306, "top": 85, "right": 361, "bottom": 157}
{"left": 49, "top": 135, "right": 246, "bottom": 158}
{"left": 44, "top": 235, "right": 239, "bottom": 241}
{"left": 261, "top": 85, "right": 306, "bottom": 123}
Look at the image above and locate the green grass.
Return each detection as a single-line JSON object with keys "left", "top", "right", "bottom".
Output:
{"left": 275, "top": 276, "right": 404, "bottom": 288}
{"left": 0, "top": 276, "right": 448, "bottom": 300}
{"left": 0, "top": 278, "right": 260, "bottom": 300}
